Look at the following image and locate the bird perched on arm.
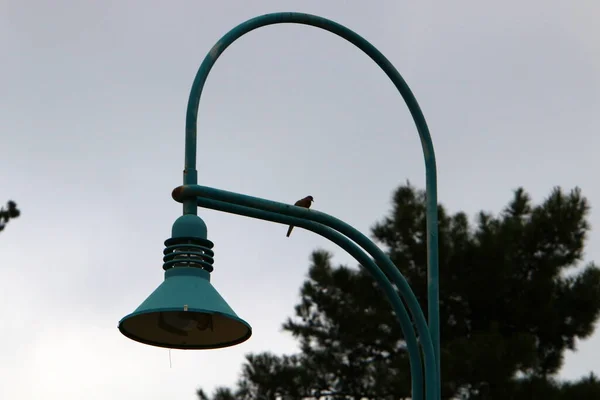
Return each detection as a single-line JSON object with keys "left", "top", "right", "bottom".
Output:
{"left": 286, "top": 195, "right": 314, "bottom": 237}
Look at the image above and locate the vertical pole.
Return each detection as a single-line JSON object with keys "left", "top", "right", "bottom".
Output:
{"left": 425, "top": 167, "right": 440, "bottom": 392}
{"left": 183, "top": 12, "right": 441, "bottom": 398}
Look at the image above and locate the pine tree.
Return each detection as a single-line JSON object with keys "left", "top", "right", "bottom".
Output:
{"left": 0, "top": 200, "right": 20, "bottom": 233}
{"left": 197, "top": 184, "right": 600, "bottom": 399}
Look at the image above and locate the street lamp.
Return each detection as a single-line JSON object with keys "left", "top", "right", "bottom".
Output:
{"left": 118, "top": 12, "right": 440, "bottom": 400}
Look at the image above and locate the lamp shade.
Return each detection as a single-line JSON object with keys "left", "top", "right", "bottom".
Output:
{"left": 118, "top": 267, "right": 252, "bottom": 349}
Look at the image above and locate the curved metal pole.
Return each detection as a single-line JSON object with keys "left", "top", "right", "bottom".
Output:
{"left": 196, "top": 197, "right": 424, "bottom": 400}
{"left": 174, "top": 184, "right": 438, "bottom": 400}
{"left": 183, "top": 11, "right": 440, "bottom": 397}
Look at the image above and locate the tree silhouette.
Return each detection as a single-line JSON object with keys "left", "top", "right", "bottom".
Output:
{"left": 197, "top": 184, "right": 600, "bottom": 399}
{"left": 0, "top": 200, "right": 20, "bottom": 233}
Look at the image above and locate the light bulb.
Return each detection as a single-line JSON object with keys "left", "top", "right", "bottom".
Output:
{"left": 196, "top": 314, "right": 212, "bottom": 331}
{"left": 158, "top": 311, "right": 214, "bottom": 336}
{"left": 162, "top": 312, "right": 198, "bottom": 332}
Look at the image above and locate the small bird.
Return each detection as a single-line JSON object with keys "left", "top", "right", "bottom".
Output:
{"left": 286, "top": 195, "right": 314, "bottom": 237}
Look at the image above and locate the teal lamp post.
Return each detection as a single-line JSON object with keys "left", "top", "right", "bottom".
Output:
{"left": 118, "top": 12, "right": 440, "bottom": 400}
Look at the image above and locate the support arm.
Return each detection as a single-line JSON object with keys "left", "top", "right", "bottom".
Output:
{"left": 196, "top": 196, "right": 425, "bottom": 400}
{"left": 174, "top": 184, "right": 438, "bottom": 400}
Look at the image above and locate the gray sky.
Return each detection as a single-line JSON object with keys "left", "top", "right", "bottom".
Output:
{"left": 2, "top": 0, "right": 599, "bottom": 399}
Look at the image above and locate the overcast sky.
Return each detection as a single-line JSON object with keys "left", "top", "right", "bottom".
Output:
{"left": 2, "top": 1, "right": 599, "bottom": 399}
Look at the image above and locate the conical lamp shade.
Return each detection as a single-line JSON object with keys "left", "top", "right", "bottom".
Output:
{"left": 118, "top": 267, "right": 252, "bottom": 349}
